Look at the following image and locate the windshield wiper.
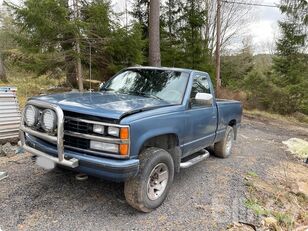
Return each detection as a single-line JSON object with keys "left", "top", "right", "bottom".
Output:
{"left": 128, "top": 91, "right": 164, "bottom": 101}
{"left": 103, "top": 88, "right": 115, "bottom": 92}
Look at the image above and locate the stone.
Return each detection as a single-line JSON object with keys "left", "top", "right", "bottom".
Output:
{"left": 0, "top": 171, "right": 8, "bottom": 181}
{"left": 1, "top": 142, "right": 16, "bottom": 157}
{"left": 263, "top": 217, "right": 277, "bottom": 226}
{"left": 227, "top": 222, "right": 255, "bottom": 231}
{"left": 15, "top": 146, "right": 25, "bottom": 155}
{"left": 297, "top": 181, "right": 308, "bottom": 198}
{"left": 262, "top": 217, "right": 282, "bottom": 231}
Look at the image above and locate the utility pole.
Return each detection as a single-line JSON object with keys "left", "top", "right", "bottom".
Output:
{"left": 215, "top": 0, "right": 221, "bottom": 97}
{"left": 148, "top": 0, "right": 161, "bottom": 67}
{"left": 73, "top": 0, "right": 84, "bottom": 92}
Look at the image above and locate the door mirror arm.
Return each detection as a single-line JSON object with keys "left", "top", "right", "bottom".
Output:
{"left": 99, "top": 82, "right": 105, "bottom": 91}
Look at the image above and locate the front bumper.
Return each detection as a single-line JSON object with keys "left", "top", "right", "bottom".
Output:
{"left": 24, "top": 134, "right": 139, "bottom": 182}
{"left": 20, "top": 100, "right": 139, "bottom": 182}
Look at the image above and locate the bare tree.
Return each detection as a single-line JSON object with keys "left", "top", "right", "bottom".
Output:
{"left": 149, "top": 0, "right": 161, "bottom": 66}
{"left": 203, "top": 0, "right": 255, "bottom": 54}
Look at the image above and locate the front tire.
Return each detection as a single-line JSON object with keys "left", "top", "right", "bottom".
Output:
{"left": 124, "top": 147, "right": 174, "bottom": 212}
{"left": 214, "top": 126, "right": 234, "bottom": 158}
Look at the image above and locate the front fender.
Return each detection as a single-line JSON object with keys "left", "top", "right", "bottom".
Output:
{"left": 134, "top": 127, "right": 180, "bottom": 156}
{"left": 126, "top": 112, "right": 186, "bottom": 158}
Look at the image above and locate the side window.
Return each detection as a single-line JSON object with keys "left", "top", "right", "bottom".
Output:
{"left": 190, "top": 75, "right": 212, "bottom": 108}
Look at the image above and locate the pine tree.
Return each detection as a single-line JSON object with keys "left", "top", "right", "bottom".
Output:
{"left": 160, "top": 0, "right": 186, "bottom": 67}
{"left": 272, "top": 0, "right": 308, "bottom": 114}
{"left": 6, "top": 0, "right": 145, "bottom": 86}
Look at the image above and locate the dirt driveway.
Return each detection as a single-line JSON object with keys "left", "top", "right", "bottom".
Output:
{"left": 0, "top": 116, "right": 307, "bottom": 231}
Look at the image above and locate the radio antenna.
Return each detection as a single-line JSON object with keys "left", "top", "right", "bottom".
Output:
{"left": 89, "top": 41, "right": 92, "bottom": 92}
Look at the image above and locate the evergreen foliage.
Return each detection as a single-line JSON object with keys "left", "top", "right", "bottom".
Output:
{"left": 3, "top": 0, "right": 145, "bottom": 85}
{"left": 0, "top": 0, "right": 307, "bottom": 116}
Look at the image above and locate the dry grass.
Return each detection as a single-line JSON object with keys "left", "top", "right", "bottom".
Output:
{"left": 219, "top": 88, "right": 248, "bottom": 105}
{"left": 0, "top": 68, "right": 65, "bottom": 108}
{"left": 245, "top": 161, "right": 308, "bottom": 230}
{"left": 244, "top": 109, "right": 308, "bottom": 125}
{"left": 219, "top": 88, "right": 308, "bottom": 124}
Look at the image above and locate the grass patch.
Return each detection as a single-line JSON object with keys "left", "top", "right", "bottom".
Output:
{"left": 244, "top": 167, "right": 308, "bottom": 230}
{"left": 244, "top": 199, "right": 270, "bottom": 216}
{"left": 246, "top": 171, "right": 258, "bottom": 178}
{"left": 273, "top": 211, "right": 294, "bottom": 228}
{"left": 244, "top": 109, "right": 308, "bottom": 124}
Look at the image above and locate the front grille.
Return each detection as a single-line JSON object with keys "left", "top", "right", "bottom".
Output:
{"left": 64, "top": 118, "right": 93, "bottom": 134}
{"left": 64, "top": 135, "right": 89, "bottom": 149}
{"left": 62, "top": 114, "right": 127, "bottom": 158}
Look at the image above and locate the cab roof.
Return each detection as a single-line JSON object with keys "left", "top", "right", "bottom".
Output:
{"left": 126, "top": 66, "right": 202, "bottom": 74}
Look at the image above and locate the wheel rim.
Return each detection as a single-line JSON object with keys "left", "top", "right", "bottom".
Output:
{"left": 225, "top": 130, "right": 234, "bottom": 155}
{"left": 147, "top": 163, "right": 169, "bottom": 201}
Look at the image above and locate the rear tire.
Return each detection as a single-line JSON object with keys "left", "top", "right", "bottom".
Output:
{"left": 214, "top": 126, "right": 234, "bottom": 158}
{"left": 124, "top": 147, "right": 174, "bottom": 212}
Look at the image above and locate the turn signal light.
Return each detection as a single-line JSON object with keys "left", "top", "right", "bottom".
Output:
{"left": 119, "top": 144, "right": 129, "bottom": 156}
{"left": 120, "top": 127, "right": 129, "bottom": 139}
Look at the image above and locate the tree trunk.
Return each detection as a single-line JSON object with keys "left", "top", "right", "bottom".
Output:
{"left": 76, "top": 40, "right": 84, "bottom": 92}
{"left": 73, "top": 0, "right": 84, "bottom": 92}
{"left": 148, "top": 0, "right": 161, "bottom": 66}
{"left": 0, "top": 53, "right": 7, "bottom": 82}
{"left": 65, "top": 54, "right": 78, "bottom": 88}
{"left": 215, "top": 0, "right": 222, "bottom": 97}
{"left": 61, "top": 0, "right": 78, "bottom": 89}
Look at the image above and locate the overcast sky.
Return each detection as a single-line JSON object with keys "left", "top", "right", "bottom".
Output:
{"left": 112, "top": 0, "right": 283, "bottom": 54}
{"left": 246, "top": 0, "right": 282, "bottom": 53}
{"left": 1, "top": 0, "right": 283, "bottom": 54}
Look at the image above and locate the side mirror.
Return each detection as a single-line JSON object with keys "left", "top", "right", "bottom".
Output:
{"left": 195, "top": 93, "right": 213, "bottom": 105}
{"left": 99, "top": 82, "right": 105, "bottom": 91}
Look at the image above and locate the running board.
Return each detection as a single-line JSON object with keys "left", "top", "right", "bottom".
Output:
{"left": 180, "top": 149, "right": 210, "bottom": 169}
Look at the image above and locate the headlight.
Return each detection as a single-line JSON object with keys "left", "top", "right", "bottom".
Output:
{"left": 90, "top": 141, "right": 118, "bottom": 153}
{"left": 24, "top": 105, "right": 39, "bottom": 127}
{"left": 108, "top": 127, "right": 120, "bottom": 137}
{"left": 41, "top": 109, "right": 57, "bottom": 132}
{"left": 107, "top": 127, "right": 129, "bottom": 139}
{"left": 93, "top": 124, "right": 105, "bottom": 134}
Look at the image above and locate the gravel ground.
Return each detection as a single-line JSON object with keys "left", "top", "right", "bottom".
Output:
{"left": 0, "top": 116, "right": 307, "bottom": 231}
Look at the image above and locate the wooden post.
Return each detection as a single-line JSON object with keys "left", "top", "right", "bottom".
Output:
{"left": 215, "top": 0, "right": 221, "bottom": 97}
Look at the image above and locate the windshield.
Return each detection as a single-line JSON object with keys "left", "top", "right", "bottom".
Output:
{"left": 102, "top": 69, "right": 189, "bottom": 104}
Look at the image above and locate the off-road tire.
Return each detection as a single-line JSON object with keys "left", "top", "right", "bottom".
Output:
{"left": 124, "top": 147, "right": 174, "bottom": 212}
{"left": 214, "top": 126, "right": 234, "bottom": 158}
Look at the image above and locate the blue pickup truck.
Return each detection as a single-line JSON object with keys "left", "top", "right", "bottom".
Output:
{"left": 20, "top": 67, "right": 242, "bottom": 212}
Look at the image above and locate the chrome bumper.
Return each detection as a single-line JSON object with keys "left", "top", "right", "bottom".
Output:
{"left": 20, "top": 100, "right": 79, "bottom": 168}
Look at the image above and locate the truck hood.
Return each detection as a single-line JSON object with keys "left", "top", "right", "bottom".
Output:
{"left": 32, "top": 92, "right": 171, "bottom": 120}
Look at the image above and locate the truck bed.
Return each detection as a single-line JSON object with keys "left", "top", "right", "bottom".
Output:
{"left": 215, "top": 99, "right": 242, "bottom": 141}
{"left": 216, "top": 98, "right": 241, "bottom": 104}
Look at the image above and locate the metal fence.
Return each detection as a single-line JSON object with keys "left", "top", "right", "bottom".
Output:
{"left": 0, "top": 89, "right": 20, "bottom": 143}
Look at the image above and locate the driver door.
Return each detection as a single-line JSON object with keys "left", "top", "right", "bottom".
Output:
{"left": 183, "top": 73, "right": 217, "bottom": 156}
